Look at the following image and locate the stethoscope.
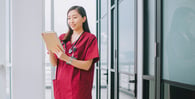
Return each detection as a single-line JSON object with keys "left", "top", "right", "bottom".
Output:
{"left": 62, "top": 33, "right": 83, "bottom": 60}
{"left": 62, "top": 40, "right": 77, "bottom": 56}
{"left": 62, "top": 41, "right": 77, "bottom": 64}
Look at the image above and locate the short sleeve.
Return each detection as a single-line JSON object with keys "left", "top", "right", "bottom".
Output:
{"left": 84, "top": 36, "right": 99, "bottom": 63}
{"left": 59, "top": 33, "right": 66, "bottom": 41}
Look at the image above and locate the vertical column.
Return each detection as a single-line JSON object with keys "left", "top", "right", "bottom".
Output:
{"left": 12, "top": 0, "right": 45, "bottom": 99}
{"left": 0, "top": 0, "right": 6, "bottom": 98}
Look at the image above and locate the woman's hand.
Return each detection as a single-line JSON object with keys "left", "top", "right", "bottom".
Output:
{"left": 47, "top": 50, "right": 52, "bottom": 54}
{"left": 52, "top": 45, "right": 68, "bottom": 61}
{"left": 48, "top": 50, "right": 58, "bottom": 66}
{"left": 52, "top": 45, "right": 93, "bottom": 71}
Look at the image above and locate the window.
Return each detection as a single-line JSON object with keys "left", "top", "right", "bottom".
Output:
{"left": 163, "top": 0, "right": 195, "bottom": 85}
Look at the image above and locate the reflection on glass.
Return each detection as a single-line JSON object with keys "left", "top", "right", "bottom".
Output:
{"left": 119, "top": 0, "right": 135, "bottom": 73}
{"left": 163, "top": 0, "right": 195, "bottom": 85}
{"left": 101, "top": 15, "right": 108, "bottom": 69}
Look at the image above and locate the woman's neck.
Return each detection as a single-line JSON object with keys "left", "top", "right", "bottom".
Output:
{"left": 73, "top": 29, "right": 84, "bottom": 35}
{"left": 71, "top": 29, "right": 84, "bottom": 44}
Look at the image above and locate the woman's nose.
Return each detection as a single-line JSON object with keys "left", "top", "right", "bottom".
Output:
{"left": 70, "top": 19, "right": 74, "bottom": 23}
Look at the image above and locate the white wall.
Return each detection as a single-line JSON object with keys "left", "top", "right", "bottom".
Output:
{"left": 12, "top": 0, "right": 45, "bottom": 99}
{"left": 0, "top": 0, "right": 6, "bottom": 98}
{"left": 0, "top": 0, "right": 6, "bottom": 64}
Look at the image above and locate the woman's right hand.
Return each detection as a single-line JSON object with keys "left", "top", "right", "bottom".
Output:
{"left": 47, "top": 50, "right": 53, "bottom": 55}
{"left": 48, "top": 50, "right": 58, "bottom": 66}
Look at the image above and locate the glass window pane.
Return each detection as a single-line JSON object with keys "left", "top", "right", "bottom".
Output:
{"left": 163, "top": 0, "right": 195, "bottom": 85}
{"left": 118, "top": 0, "right": 135, "bottom": 73}
{"left": 101, "top": 15, "right": 108, "bottom": 69}
{"left": 144, "top": 0, "right": 155, "bottom": 76}
{"left": 101, "top": 0, "right": 107, "bottom": 17}
{"left": 118, "top": 0, "right": 135, "bottom": 98}
{"left": 119, "top": 73, "right": 134, "bottom": 99}
{"left": 54, "top": 0, "right": 66, "bottom": 35}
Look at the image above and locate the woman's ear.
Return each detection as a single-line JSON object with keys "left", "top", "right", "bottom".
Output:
{"left": 83, "top": 16, "right": 86, "bottom": 23}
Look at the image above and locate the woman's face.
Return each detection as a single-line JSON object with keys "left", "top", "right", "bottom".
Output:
{"left": 67, "top": 9, "right": 86, "bottom": 31}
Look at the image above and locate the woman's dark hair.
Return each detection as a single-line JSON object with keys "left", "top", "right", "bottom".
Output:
{"left": 63, "top": 5, "right": 91, "bottom": 42}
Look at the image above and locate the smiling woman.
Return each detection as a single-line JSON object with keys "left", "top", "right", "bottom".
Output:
{"left": 47, "top": 5, "right": 99, "bottom": 99}
{"left": 44, "top": 1, "right": 96, "bottom": 99}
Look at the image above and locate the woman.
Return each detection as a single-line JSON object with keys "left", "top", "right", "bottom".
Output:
{"left": 49, "top": 6, "right": 99, "bottom": 99}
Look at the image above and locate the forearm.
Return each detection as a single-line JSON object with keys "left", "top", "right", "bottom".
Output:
{"left": 49, "top": 53, "right": 57, "bottom": 66}
{"left": 70, "top": 58, "right": 93, "bottom": 71}
{"left": 62, "top": 55, "right": 93, "bottom": 71}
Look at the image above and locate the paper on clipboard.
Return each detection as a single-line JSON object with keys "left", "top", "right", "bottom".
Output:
{"left": 41, "top": 31, "right": 64, "bottom": 52}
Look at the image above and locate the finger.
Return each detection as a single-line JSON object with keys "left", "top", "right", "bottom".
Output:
{"left": 52, "top": 50, "right": 59, "bottom": 57}
{"left": 51, "top": 49, "right": 55, "bottom": 53}
{"left": 52, "top": 49, "right": 58, "bottom": 55}
{"left": 47, "top": 50, "right": 53, "bottom": 54}
{"left": 57, "top": 45, "right": 63, "bottom": 52}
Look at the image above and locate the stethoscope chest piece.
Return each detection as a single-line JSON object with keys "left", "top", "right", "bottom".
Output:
{"left": 68, "top": 49, "right": 72, "bottom": 54}
{"left": 68, "top": 46, "right": 77, "bottom": 54}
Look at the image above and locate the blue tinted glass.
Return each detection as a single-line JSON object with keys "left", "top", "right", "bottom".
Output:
{"left": 163, "top": 0, "right": 195, "bottom": 85}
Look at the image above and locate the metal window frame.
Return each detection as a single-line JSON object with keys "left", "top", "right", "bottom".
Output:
{"left": 96, "top": 0, "right": 101, "bottom": 99}
{"left": 142, "top": 0, "right": 161, "bottom": 99}
{"left": 96, "top": 0, "right": 139, "bottom": 99}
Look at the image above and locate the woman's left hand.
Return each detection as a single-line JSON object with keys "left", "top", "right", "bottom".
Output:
{"left": 52, "top": 45, "right": 68, "bottom": 61}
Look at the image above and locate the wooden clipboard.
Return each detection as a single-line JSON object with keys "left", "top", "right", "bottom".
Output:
{"left": 41, "top": 32, "right": 64, "bottom": 52}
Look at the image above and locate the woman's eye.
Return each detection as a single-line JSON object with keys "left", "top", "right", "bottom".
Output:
{"left": 73, "top": 17, "right": 77, "bottom": 19}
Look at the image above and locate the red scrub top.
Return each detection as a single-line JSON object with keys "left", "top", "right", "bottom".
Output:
{"left": 53, "top": 32, "right": 99, "bottom": 99}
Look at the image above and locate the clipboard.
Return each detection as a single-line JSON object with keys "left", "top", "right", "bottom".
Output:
{"left": 41, "top": 31, "right": 64, "bottom": 52}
